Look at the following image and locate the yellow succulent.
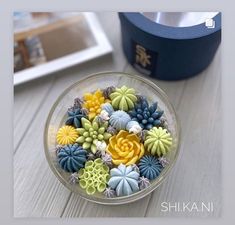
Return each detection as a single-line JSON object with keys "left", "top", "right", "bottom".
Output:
{"left": 106, "top": 130, "right": 144, "bottom": 166}
{"left": 56, "top": 125, "right": 78, "bottom": 145}
{"left": 82, "top": 89, "right": 110, "bottom": 120}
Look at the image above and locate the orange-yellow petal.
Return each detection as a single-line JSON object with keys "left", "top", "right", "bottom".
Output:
{"left": 139, "top": 144, "right": 145, "bottom": 159}
{"left": 82, "top": 89, "right": 108, "bottom": 119}
{"left": 83, "top": 93, "right": 93, "bottom": 100}
{"left": 107, "top": 144, "right": 119, "bottom": 159}
{"left": 88, "top": 112, "right": 96, "bottom": 120}
{"left": 126, "top": 156, "right": 138, "bottom": 166}
{"left": 116, "top": 130, "right": 127, "bottom": 139}
{"left": 112, "top": 158, "right": 128, "bottom": 165}
{"left": 125, "top": 150, "right": 135, "bottom": 159}
{"left": 132, "top": 141, "right": 140, "bottom": 155}
{"left": 126, "top": 133, "right": 140, "bottom": 142}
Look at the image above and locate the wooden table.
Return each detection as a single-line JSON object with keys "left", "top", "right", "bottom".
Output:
{"left": 14, "top": 12, "right": 221, "bottom": 217}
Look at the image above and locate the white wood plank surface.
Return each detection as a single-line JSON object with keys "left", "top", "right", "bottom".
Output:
{"left": 145, "top": 47, "right": 221, "bottom": 217}
{"left": 14, "top": 12, "right": 221, "bottom": 217}
{"left": 14, "top": 77, "right": 54, "bottom": 151}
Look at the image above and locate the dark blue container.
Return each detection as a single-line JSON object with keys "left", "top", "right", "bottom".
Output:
{"left": 119, "top": 12, "right": 221, "bottom": 80}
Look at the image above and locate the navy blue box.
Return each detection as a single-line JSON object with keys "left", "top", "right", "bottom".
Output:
{"left": 119, "top": 13, "right": 221, "bottom": 80}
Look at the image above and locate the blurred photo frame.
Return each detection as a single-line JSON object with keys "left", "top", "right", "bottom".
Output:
{"left": 13, "top": 12, "right": 113, "bottom": 85}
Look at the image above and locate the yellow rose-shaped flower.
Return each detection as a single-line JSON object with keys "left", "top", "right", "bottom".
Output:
{"left": 82, "top": 89, "right": 110, "bottom": 120}
{"left": 106, "top": 130, "right": 144, "bottom": 166}
{"left": 56, "top": 125, "right": 79, "bottom": 145}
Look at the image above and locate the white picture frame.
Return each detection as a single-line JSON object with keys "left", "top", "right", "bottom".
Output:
{"left": 14, "top": 12, "right": 113, "bottom": 85}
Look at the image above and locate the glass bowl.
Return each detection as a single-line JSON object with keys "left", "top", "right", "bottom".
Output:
{"left": 44, "top": 72, "right": 180, "bottom": 205}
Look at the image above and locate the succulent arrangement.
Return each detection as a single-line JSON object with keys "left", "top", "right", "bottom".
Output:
{"left": 55, "top": 85, "right": 173, "bottom": 197}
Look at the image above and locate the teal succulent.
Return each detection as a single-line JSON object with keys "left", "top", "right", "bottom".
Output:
{"left": 76, "top": 117, "right": 111, "bottom": 154}
{"left": 138, "top": 155, "right": 163, "bottom": 180}
{"left": 129, "top": 97, "right": 164, "bottom": 130}
{"left": 65, "top": 108, "right": 87, "bottom": 128}
{"left": 57, "top": 143, "right": 87, "bottom": 173}
{"left": 78, "top": 158, "right": 110, "bottom": 195}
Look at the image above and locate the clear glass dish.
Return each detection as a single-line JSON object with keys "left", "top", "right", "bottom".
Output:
{"left": 44, "top": 72, "right": 180, "bottom": 205}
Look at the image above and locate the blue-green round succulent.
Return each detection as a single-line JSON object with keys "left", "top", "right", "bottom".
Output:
{"left": 129, "top": 97, "right": 164, "bottom": 130}
{"left": 138, "top": 155, "right": 163, "bottom": 180}
{"left": 57, "top": 143, "right": 87, "bottom": 172}
{"left": 109, "top": 110, "right": 131, "bottom": 130}
{"left": 65, "top": 108, "right": 87, "bottom": 128}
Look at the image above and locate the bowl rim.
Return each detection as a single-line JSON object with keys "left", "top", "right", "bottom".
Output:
{"left": 44, "top": 71, "right": 181, "bottom": 205}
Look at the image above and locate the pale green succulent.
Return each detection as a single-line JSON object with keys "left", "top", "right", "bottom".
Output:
{"left": 76, "top": 117, "right": 111, "bottom": 154}
{"left": 110, "top": 86, "right": 137, "bottom": 111}
{"left": 144, "top": 127, "right": 173, "bottom": 156}
{"left": 78, "top": 158, "right": 110, "bottom": 195}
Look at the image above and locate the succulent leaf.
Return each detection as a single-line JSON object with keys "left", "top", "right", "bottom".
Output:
{"left": 129, "top": 97, "right": 164, "bottom": 130}
{"left": 65, "top": 108, "right": 87, "bottom": 128}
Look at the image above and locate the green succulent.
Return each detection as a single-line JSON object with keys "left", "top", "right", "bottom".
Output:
{"left": 76, "top": 117, "right": 111, "bottom": 153}
{"left": 110, "top": 85, "right": 137, "bottom": 111}
{"left": 144, "top": 127, "right": 173, "bottom": 156}
{"left": 78, "top": 158, "right": 110, "bottom": 195}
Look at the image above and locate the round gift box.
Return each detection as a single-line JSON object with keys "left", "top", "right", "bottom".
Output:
{"left": 119, "top": 12, "right": 221, "bottom": 80}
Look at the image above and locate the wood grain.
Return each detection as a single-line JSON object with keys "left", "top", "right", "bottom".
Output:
{"left": 145, "top": 47, "right": 221, "bottom": 217}
{"left": 14, "top": 12, "right": 221, "bottom": 217}
{"left": 13, "top": 12, "right": 126, "bottom": 217}
{"left": 14, "top": 77, "right": 54, "bottom": 152}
